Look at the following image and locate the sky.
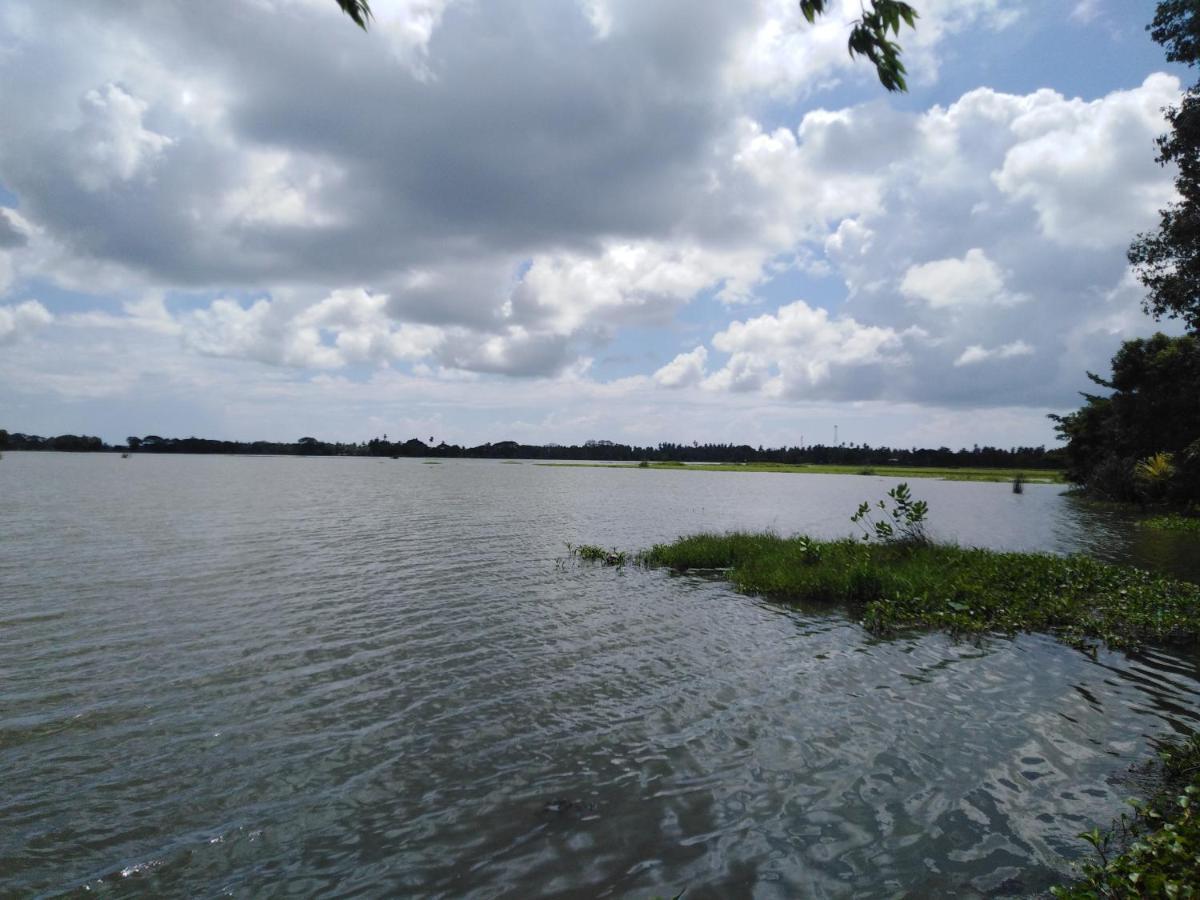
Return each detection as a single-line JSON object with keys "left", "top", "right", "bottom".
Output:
{"left": 0, "top": 0, "right": 1189, "bottom": 449}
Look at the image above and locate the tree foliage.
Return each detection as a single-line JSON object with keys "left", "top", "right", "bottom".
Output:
{"left": 1051, "top": 333, "right": 1200, "bottom": 502}
{"left": 331, "top": 0, "right": 918, "bottom": 92}
{"left": 335, "top": 0, "right": 372, "bottom": 31}
{"left": 800, "top": 0, "right": 919, "bottom": 92}
{"left": 1129, "top": 1, "right": 1200, "bottom": 330}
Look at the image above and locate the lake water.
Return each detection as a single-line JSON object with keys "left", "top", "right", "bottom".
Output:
{"left": 2, "top": 453, "right": 1199, "bottom": 897}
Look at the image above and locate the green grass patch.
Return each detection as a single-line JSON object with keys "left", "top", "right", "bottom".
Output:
{"left": 538, "top": 461, "right": 1064, "bottom": 483}
{"left": 638, "top": 533, "right": 1200, "bottom": 651}
{"left": 1053, "top": 734, "right": 1200, "bottom": 898}
{"left": 1141, "top": 513, "right": 1200, "bottom": 533}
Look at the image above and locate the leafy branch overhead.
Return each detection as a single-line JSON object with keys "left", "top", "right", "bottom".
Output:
{"left": 336, "top": 0, "right": 372, "bottom": 30}
{"left": 333, "top": 1, "right": 918, "bottom": 93}
{"left": 800, "top": 0, "right": 919, "bottom": 92}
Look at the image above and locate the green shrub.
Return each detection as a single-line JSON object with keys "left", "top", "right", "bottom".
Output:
{"left": 850, "top": 482, "right": 929, "bottom": 545}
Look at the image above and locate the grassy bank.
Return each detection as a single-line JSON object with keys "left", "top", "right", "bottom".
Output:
{"left": 541, "top": 461, "right": 1065, "bottom": 483}
{"left": 637, "top": 533, "right": 1200, "bottom": 651}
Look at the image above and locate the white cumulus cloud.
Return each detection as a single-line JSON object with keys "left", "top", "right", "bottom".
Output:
{"left": 654, "top": 346, "right": 708, "bottom": 388}
{"left": 69, "top": 83, "right": 173, "bottom": 192}
{"left": 954, "top": 340, "right": 1034, "bottom": 366}
{"left": 900, "top": 248, "right": 1022, "bottom": 309}
{"left": 0, "top": 299, "right": 53, "bottom": 345}
{"left": 705, "top": 300, "right": 908, "bottom": 397}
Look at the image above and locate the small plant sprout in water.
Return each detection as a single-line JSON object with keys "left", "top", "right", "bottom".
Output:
{"left": 850, "top": 482, "right": 929, "bottom": 545}
{"left": 566, "top": 543, "right": 627, "bottom": 566}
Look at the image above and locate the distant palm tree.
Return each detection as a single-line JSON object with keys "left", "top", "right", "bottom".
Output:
{"left": 336, "top": 0, "right": 372, "bottom": 30}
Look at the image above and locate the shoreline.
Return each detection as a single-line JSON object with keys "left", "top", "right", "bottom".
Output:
{"left": 541, "top": 460, "right": 1066, "bottom": 483}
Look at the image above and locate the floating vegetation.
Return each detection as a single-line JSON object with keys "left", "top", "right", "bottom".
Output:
{"left": 423, "top": 460, "right": 442, "bottom": 465}
{"left": 637, "top": 533, "right": 1200, "bottom": 652}
{"left": 567, "top": 543, "right": 627, "bottom": 566}
{"left": 500, "top": 460, "right": 523, "bottom": 464}
{"left": 1140, "top": 513, "right": 1200, "bottom": 533}
{"left": 1053, "top": 734, "right": 1200, "bottom": 898}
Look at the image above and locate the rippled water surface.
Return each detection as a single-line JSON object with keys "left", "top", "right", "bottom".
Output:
{"left": 2, "top": 453, "right": 1199, "bottom": 897}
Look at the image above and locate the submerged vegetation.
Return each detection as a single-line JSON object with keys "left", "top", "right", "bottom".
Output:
{"left": 567, "top": 543, "right": 627, "bottom": 566}
{"left": 1141, "top": 512, "right": 1200, "bottom": 533}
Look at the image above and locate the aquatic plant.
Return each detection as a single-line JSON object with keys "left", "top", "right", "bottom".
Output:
{"left": 850, "top": 482, "right": 929, "bottom": 546}
{"left": 1053, "top": 733, "right": 1200, "bottom": 899}
{"left": 567, "top": 543, "right": 627, "bottom": 566}
{"left": 1141, "top": 513, "right": 1200, "bottom": 533}
{"left": 638, "top": 534, "right": 1200, "bottom": 652}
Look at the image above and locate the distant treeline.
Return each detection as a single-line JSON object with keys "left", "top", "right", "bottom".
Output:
{"left": 0, "top": 429, "right": 1064, "bottom": 469}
